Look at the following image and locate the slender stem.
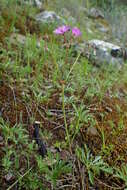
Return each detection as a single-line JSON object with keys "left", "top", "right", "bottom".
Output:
{"left": 71, "top": 117, "right": 80, "bottom": 144}
{"left": 63, "top": 34, "right": 69, "bottom": 65}
{"left": 7, "top": 167, "right": 33, "bottom": 190}
{"left": 66, "top": 53, "right": 81, "bottom": 82}
{"left": 62, "top": 84, "right": 71, "bottom": 151}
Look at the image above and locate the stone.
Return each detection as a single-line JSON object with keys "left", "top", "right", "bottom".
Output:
{"left": 86, "top": 28, "right": 93, "bottom": 34}
{"left": 68, "top": 16, "right": 76, "bottom": 24}
{"left": 79, "top": 7, "right": 89, "bottom": 15}
{"left": 34, "top": 0, "right": 42, "bottom": 9}
{"left": 60, "top": 8, "right": 76, "bottom": 24}
{"left": 87, "top": 126, "right": 98, "bottom": 136}
{"left": 22, "top": 0, "right": 43, "bottom": 8}
{"left": 9, "top": 33, "right": 41, "bottom": 48}
{"left": 0, "top": 109, "right": 2, "bottom": 117}
{"left": 10, "top": 33, "right": 26, "bottom": 45}
{"left": 4, "top": 172, "right": 13, "bottom": 182}
{"left": 89, "top": 39, "right": 120, "bottom": 51}
{"left": 73, "top": 39, "right": 126, "bottom": 67}
{"left": 35, "top": 11, "right": 65, "bottom": 25}
{"left": 89, "top": 39, "right": 124, "bottom": 66}
{"left": 60, "top": 8, "right": 71, "bottom": 17}
{"left": 95, "top": 23, "right": 109, "bottom": 33}
{"left": 0, "top": 136, "right": 3, "bottom": 142}
{"left": 88, "top": 7, "right": 104, "bottom": 19}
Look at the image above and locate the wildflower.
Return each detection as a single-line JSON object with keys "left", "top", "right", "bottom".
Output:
{"left": 53, "top": 25, "right": 70, "bottom": 35}
{"left": 72, "top": 27, "right": 81, "bottom": 37}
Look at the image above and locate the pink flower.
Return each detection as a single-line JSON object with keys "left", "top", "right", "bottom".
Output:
{"left": 53, "top": 25, "right": 70, "bottom": 35}
{"left": 72, "top": 27, "right": 81, "bottom": 37}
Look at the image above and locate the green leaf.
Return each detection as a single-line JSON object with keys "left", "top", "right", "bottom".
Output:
{"left": 88, "top": 170, "right": 94, "bottom": 185}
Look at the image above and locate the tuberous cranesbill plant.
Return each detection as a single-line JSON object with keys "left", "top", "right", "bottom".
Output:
{"left": 53, "top": 25, "right": 82, "bottom": 64}
{"left": 72, "top": 27, "right": 82, "bottom": 37}
{"left": 53, "top": 25, "right": 71, "bottom": 35}
{"left": 53, "top": 26, "right": 82, "bottom": 151}
{"left": 53, "top": 25, "right": 82, "bottom": 37}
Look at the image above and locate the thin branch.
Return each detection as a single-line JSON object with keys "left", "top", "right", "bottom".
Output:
{"left": 7, "top": 166, "right": 33, "bottom": 190}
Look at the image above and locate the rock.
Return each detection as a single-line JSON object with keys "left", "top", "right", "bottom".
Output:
{"left": 10, "top": 33, "right": 26, "bottom": 45}
{"left": 89, "top": 39, "right": 124, "bottom": 66}
{"left": 89, "top": 39, "right": 124, "bottom": 65}
{"left": 76, "top": 7, "right": 110, "bottom": 38}
{"left": 60, "top": 8, "right": 76, "bottom": 24}
{"left": 89, "top": 39, "right": 120, "bottom": 51}
{"left": 4, "top": 172, "right": 13, "bottom": 182}
{"left": 0, "top": 109, "right": 2, "bottom": 117}
{"left": 0, "top": 136, "right": 3, "bottom": 142}
{"left": 87, "top": 126, "right": 98, "bottom": 136}
{"left": 88, "top": 7, "right": 104, "bottom": 19}
{"left": 60, "top": 8, "right": 71, "bottom": 17}
{"left": 95, "top": 23, "right": 109, "bottom": 33}
{"left": 87, "top": 28, "right": 93, "bottom": 34}
{"left": 50, "top": 146, "right": 58, "bottom": 154}
{"left": 72, "top": 42, "right": 88, "bottom": 57}
{"left": 79, "top": 7, "right": 89, "bottom": 15}
{"left": 73, "top": 39, "right": 126, "bottom": 67}
{"left": 23, "top": 0, "right": 43, "bottom": 8}
{"left": 60, "top": 150, "right": 70, "bottom": 160}
{"left": 35, "top": 11, "right": 65, "bottom": 25}
{"left": 34, "top": 0, "right": 42, "bottom": 9}
{"left": 9, "top": 33, "right": 41, "bottom": 48}
{"left": 68, "top": 16, "right": 76, "bottom": 24}
{"left": 0, "top": 134, "right": 4, "bottom": 146}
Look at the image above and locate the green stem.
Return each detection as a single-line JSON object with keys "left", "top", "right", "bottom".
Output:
{"left": 7, "top": 167, "right": 33, "bottom": 190}
{"left": 71, "top": 118, "right": 80, "bottom": 144}
{"left": 66, "top": 53, "right": 81, "bottom": 82}
{"left": 62, "top": 84, "right": 71, "bottom": 150}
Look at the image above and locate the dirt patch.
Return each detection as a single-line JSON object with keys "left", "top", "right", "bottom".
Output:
{"left": 0, "top": 84, "right": 28, "bottom": 125}
{"left": 81, "top": 96, "right": 127, "bottom": 167}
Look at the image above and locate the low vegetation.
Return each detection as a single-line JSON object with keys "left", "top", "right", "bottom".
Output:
{"left": 1, "top": 0, "right": 127, "bottom": 189}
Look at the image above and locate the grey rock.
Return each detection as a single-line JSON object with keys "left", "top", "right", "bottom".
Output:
{"left": 98, "top": 27, "right": 109, "bottom": 33}
{"left": 9, "top": 33, "right": 41, "bottom": 48}
{"left": 4, "top": 172, "right": 13, "bottom": 182}
{"left": 0, "top": 110, "right": 2, "bottom": 117}
{"left": 87, "top": 28, "right": 93, "bottom": 34}
{"left": 73, "top": 39, "right": 127, "bottom": 67}
{"left": 68, "top": 16, "right": 76, "bottom": 24}
{"left": 72, "top": 42, "right": 88, "bottom": 57}
{"left": 23, "top": 0, "right": 43, "bottom": 8}
{"left": 89, "top": 39, "right": 120, "bottom": 52}
{"left": 96, "top": 23, "right": 109, "bottom": 33}
{"left": 35, "top": 11, "right": 65, "bottom": 25}
{"left": 79, "top": 7, "right": 89, "bottom": 15}
{"left": 87, "top": 126, "right": 98, "bottom": 136}
{"left": 60, "top": 8, "right": 71, "bottom": 17}
{"left": 88, "top": 39, "right": 124, "bottom": 66}
{"left": 60, "top": 8, "right": 76, "bottom": 24}
{"left": 34, "top": 0, "right": 42, "bottom": 9}
{"left": 10, "top": 33, "right": 26, "bottom": 45}
{"left": 88, "top": 7, "right": 104, "bottom": 19}
{"left": 0, "top": 136, "right": 3, "bottom": 142}
{"left": 50, "top": 146, "right": 57, "bottom": 154}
